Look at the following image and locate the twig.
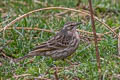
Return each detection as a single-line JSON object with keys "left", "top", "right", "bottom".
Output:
{"left": 113, "top": 55, "right": 120, "bottom": 59}
{"left": 82, "top": 9, "right": 118, "bottom": 36}
{"left": 104, "top": 27, "right": 120, "bottom": 35}
{"left": 0, "top": 40, "right": 12, "bottom": 52}
{"left": 34, "top": 0, "right": 53, "bottom": 7}
{"left": 118, "top": 32, "right": 120, "bottom": 56}
{"left": 0, "top": 51, "right": 13, "bottom": 60}
{"left": 0, "top": 18, "right": 12, "bottom": 25}
{"left": 23, "top": 58, "right": 34, "bottom": 65}
{"left": 0, "top": 40, "right": 14, "bottom": 60}
{"left": 0, "top": 62, "right": 2, "bottom": 66}
{"left": 0, "top": 7, "right": 117, "bottom": 36}
{"left": 95, "top": 17, "right": 118, "bottom": 37}
{"left": 13, "top": 74, "right": 31, "bottom": 79}
{"left": 55, "top": 10, "right": 70, "bottom": 16}
{"left": 54, "top": 67, "right": 59, "bottom": 80}
{"left": 88, "top": 0, "right": 101, "bottom": 80}
{"left": 34, "top": 77, "right": 51, "bottom": 80}
{"left": 0, "top": 27, "right": 104, "bottom": 36}
{"left": 113, "top": 74, "right": 120, "bottom": 79}
{"left": 77, "top": 29, "right": 103, "bottom": 37}
{"left": 1, "top": 27, "right": 53, "bottom": 33}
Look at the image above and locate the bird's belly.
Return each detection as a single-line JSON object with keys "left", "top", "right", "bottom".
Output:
{"left": 49, "top": 41, "right": 79, "bottom": 59}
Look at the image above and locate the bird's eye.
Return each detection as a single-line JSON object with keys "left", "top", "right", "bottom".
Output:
{"left": 67, "top": 26, "right": 73, "bottom": 30}
{"left": 70, "top": 24, "right": 74, "bottom": 26}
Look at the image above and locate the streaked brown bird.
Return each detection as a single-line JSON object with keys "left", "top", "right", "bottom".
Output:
{"left": 15, "top": 22, "right": 81, "bottom": 62}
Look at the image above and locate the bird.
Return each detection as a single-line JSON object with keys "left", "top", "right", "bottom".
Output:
{"left": 15, "top": 22, "right": 81, "bottom": 62}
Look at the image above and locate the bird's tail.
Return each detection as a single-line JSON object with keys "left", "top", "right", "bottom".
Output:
{"left": 14, "top": 49, "right": 45, "bottom": 63}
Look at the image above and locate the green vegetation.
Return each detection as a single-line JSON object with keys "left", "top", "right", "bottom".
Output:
{"left": 0, "top": 0, "right": 120, "bottom": 79}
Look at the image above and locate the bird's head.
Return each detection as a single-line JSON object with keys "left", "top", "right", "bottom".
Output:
{"left": 62, "top": 22, "right": 81, "bottom": 31}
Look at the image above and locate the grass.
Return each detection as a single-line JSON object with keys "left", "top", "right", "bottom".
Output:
{"left": 0, "top": 0, "right": 120, "bottom": 79}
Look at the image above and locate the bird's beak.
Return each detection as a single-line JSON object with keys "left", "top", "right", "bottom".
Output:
{"left": 73, "top": 22, "right": 81, "bottom": 29}
{"left": 74, "top": 22, "right": 81, "bottom": 29}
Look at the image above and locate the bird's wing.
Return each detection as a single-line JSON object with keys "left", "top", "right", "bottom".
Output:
{"left": 31, "top": 33, "right": 72, "bottom": 53}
